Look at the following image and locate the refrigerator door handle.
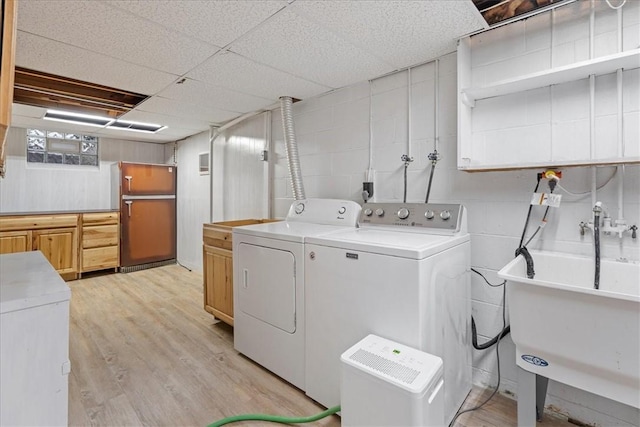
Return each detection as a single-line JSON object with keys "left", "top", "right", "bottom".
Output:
{"left": 125, "top": 200, "right": 133, "bottom": 217}
{"left": 124, "top": 175, "right": 133, "bottom": 192}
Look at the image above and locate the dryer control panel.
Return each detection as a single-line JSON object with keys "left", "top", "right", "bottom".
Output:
{"left": 359, "top": 203, "right": 464, "bottom": 232}
{"left": 286, "top": 198, "right": 362, "bottom": 227}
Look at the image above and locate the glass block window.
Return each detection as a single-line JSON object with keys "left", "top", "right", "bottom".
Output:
{"left": 27, "top": 129, "right": 99, "bottom": 166}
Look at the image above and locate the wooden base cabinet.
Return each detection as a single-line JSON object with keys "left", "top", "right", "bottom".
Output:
{"left": 203, "top": 219, "right": 279, "bottom": 326}
{"left": 80, "top": 212, "right": 119, "bottom": 275}
{"left": 0, "top": 214, "right": 79, "bottom": 280}
{"left": 203, "top": 243, "right": 234, "bottom": 326}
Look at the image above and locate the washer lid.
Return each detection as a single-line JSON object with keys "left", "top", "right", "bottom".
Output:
{"left": 305, "top": 228, "right": 470, "bottom": 259}
{"left": 233, "top": 221, "right": 352, "bottom": 243}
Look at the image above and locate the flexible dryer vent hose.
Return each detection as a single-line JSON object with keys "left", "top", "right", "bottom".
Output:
{"left": 280, "top": 96, "right": 306, "bottom": 200}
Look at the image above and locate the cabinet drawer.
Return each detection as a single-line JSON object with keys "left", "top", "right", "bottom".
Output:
{"left": 83, "top": 225, "right": 118, "bottom": 248}
{"left": 82, "top": 212, "right": 118, "bottom": 226}
{"left": 0, "top": 214, "right": 78, "bottom": 231}
{"left": 82, "top": 246, "right": 118, "bottom": 271}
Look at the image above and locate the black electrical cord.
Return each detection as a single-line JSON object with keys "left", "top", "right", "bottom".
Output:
{"left": 469, "top": 268, "right": 510, "bottom": 351}
{"left": 518, "top": 174, "right": 542, "bottom": 250}
{"left": 450, "top": 281, "right": 506, "bottom": 426}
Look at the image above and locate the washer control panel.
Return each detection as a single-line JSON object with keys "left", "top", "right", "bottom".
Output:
{"left": 360, "top": 203, "right": 463, "bottom": 231}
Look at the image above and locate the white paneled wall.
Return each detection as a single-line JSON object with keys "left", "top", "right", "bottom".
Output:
{"left": 211, "top": 113, "right": 269, "bottom": 222}
{"left": 271, "top": 47, "right": 639, "bottom": 425}
{"left": 0, "top": 127, "right": 166, "bottom": 213}
{"left": 174, "top": 131, "right": 210, "bottom": 271}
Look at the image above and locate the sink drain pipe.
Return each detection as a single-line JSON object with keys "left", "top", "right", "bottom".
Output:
{"left": 280, "top": 96, "right": 306, "bottom": 200}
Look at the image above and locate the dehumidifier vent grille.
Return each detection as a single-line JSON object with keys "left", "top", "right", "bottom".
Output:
{"left": 349, "top": 349, "right": 420, "bottom": 385}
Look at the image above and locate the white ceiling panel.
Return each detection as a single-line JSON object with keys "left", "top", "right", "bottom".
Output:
{"left": 187, "top": 51, "right": 331, "bottom": 101}
{"left": 93, "top": 126, "right": 188, "bottom": 143}
{"left": 106, "top": 0, "right": 287, "bottom": 48}
{"left": 157, "top": 78, "right": 273, "bottom": 113}
{"left": 229, "top": 8, "right": 396, "bottom": 89}
{"left": 16, "top": 31, "right": 178, "bottom": 95}
{"left": 118, "top": 110, "right": 212, "bottom": 133}
{"left": 17, "top": 0, "right": 220, "bottom": 75}
{"left": 11, "top": 103, "right": 46, "bottom": 119}
{"left": 135, "top": 96, "right": 239, "bottom": 124}
{"left": 291, "top": 1, "right": 487, "bottom": 69}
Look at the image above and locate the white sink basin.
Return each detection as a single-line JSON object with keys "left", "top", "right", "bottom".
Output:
{"left": 498, "top": 250, "right": 640, "bottom": 409}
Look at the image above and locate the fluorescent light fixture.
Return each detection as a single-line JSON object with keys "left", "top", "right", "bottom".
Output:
{"left": 43, "top": 109, "right": 114, "bottom": 127}
{"left": 108, "top": 119, "right": 166, "bottom": 133}
{"left": 43, "top": 109, "right": 167, "bottom": 133}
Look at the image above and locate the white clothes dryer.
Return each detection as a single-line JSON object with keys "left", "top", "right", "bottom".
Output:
{"left": 304, "top": 203, "right": 471, "bottom": 426}
{"left": 232, "top": 199, "right": 361, "bottom": 390}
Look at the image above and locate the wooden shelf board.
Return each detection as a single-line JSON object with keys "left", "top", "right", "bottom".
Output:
{"left": 462, "top": 49, "right": 640, "bottom": 103}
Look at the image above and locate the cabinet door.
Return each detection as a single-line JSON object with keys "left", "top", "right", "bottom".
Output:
{"left": 0, "top": 230, "right": 32, "bottom": 254}
{"left": 203, "top": 244, "right": 233, "bottom": 326}
{"left": 33, "top": 228, "right": 78, "bottom": 274}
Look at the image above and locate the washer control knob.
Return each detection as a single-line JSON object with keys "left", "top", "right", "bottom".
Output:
{"left": 364, "top": 208, "right": 373, "bottom": 216}
{"left": 375, "top": 208, "right": 385, "bottom": 217}
{"left": 440, "top": 210, "right": 451, "bottom": 220}
{"left": 338, "top": 206, "right": 346, "bottom": 214}
{"left": 294, "top": 203, "right": 305, "bottom": 214}
{"left": 425, "top": 210, "right": 435, "bottom": 220}
{"left": 397, "top": 208, "right": 410, "bottom": 220}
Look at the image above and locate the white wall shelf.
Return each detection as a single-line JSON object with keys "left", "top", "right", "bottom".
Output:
{"left": 461, "top": 49, "right": 640, "bottom": 107}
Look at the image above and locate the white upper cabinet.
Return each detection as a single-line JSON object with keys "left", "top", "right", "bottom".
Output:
{"left": 457, "top": 0, "right": 640, "bottom": 171}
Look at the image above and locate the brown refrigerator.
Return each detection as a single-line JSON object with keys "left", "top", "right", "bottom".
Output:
{"left": 112, "top": 162, "right": 177, "bottom": 270}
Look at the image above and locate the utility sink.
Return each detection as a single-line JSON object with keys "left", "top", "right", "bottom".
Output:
{"left": 498, "top": 250, "right": 640, "bottom": 414}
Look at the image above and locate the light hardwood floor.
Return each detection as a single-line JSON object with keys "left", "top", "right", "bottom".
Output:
{"left": 68, "top": 265, "right": 573, "bottom": 427}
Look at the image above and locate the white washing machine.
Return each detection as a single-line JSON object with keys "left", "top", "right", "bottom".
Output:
{"left": 232, "top": 199, "right": 361, "bottom": 390}
{"left": 304, "top": 203, "right": 471, "bottom": 425}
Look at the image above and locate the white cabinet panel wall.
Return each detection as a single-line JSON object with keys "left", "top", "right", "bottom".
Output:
{"left": 174, "top": 131, "right": 209, "bottom": 272}
{"left": 458, "top": 0, "right": 640, "bottom": 170}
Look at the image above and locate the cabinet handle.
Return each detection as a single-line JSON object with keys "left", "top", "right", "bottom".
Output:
{"left": 124, "top": 175, "right": 133, "bottom": 192}
{"left": 125, "top": 200, "right": 133, "bottom": 217}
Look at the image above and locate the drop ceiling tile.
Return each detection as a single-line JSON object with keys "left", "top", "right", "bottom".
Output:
{"left": 290, "top": 1, "right": 487, "bottom": 70}
{"left": 17, "top": 0, "right": 220, "bottom": 75}
{"left": 93, "top": 126, "right": 183, "bottom": 143}
{"left": 135, "top": 96, "right": 240, "bottom": 124}
{"left": 118, "top": 110, "right": 211, "bottom": 132}
{"left": 11, "top": 103, "right": 46, "bottom": 119}
{"left": 157, "top": 78, "right": 274, "bottom": 113}
{"left": 187, "top": 51, "right": 331, "bottom": 101}
{"left": 16, "top": 31, "right": 178, "bottom": 95}
{"left": 229, "top": 8, "right": 395, "bottom": 88}
{"left": 106, "top": 0, "right": 287, "bottom": 47}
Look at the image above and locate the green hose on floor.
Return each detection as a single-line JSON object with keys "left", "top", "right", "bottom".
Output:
{"left": 207, "top": 405, "right": 340, "bottom": 427}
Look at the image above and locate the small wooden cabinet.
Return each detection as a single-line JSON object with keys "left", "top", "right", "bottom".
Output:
{"left": 80, "top": 212, "right": 119, "bottom": 275}
{"left": 32, "top": 227, "right": 78, "bottom": 274}
{"left": 203, "top": 219, "right": 278, "bottom": 326}
{"left": 0, "top": 214, "right": 79, "bottom": 280}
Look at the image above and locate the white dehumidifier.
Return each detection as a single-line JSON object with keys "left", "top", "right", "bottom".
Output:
{"left": 340, "top": 334, "right": 444, "bottom": 427}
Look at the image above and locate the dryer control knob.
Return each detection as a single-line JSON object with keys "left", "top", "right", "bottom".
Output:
{"left": 375, "top": 208, "right": 385, "bottom": 217}
{"left": 397, "top": 208, "right": 410, "bottom": 220}
{"left": 364, "top": 208, "right": 373, "bottom": 216}
{"left": 338, "top": 207, "right": 346, "bottom": 214}
{"left": 425, "top": 210, "right": 435, "bottom": 220}
{"left": 294, "top": 203, "right": 305, "bottom": 214}
{"left": 440, "top": 210, "right": 451, "bottom": 220}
